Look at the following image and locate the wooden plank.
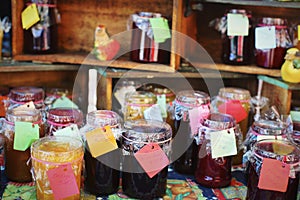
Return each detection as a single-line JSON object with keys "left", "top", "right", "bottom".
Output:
{"left": 97, "top": 76, "right": 112, "bottom": 110}
{"left": 258, "top": 75, "right": 300, "bottom": 91}
{"left": 0, "top": 63, "right": 79, "bottom": 72}
{"left": 11, "top": 0, "right": 24, "bottom": 56}
{"left": 203, "top": 0, "right": 300, "bottom": 8}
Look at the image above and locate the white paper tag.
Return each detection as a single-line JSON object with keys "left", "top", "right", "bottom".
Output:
{"left": 13, "top": 101, "right": 36, "bottom": 110}
{"left": 255, "top": 26, "right": 276, "bottom": 49}
{"left": 227, "top": 13, "right": 249, "bottom": 36}
{"left": 143, "top": 104, "right": 163, "bottom": 122}
{"left": 210, "top": 128, "right": 237, "bottom": 159}
{"left": 257, "top": 135, "right": 283, "bottom": 141}
{"left": 53, "top": 124, "right": 82, "bottom": 141}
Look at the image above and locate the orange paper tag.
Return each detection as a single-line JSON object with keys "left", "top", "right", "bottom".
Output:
{"left": 134, "top": 143, "right": 169, "bottom": 178}
{"left": 218, "top": 100, "right": 247, "bottom": 123}
{"left": 258, "top": 158, "right": 290, "bottom": 192}
{"left": 86, "top": 126, "right": 118, "bottom": 158}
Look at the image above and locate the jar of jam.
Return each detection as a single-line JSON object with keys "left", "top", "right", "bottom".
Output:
{"left": 8, "top": 86, "right": 45, "bottom": 110}
{"left": 172, "top": 90, "right": 210, "bottom": 174}
{"left": 129, "top": 12, "right": 171, "bottom": 64}
{"left": 31, "top": 136, "right": 84, "bottom": 199}
{"left": 121, "top": 119, "right": 172, "bottom": 199}
{"left": 211, "top": 87, "right": 251, "bottom": 165}
{"left": 195, "top": 113, "right": 242, "bottom": 188}
{"left": 255, "top": 17, "right": 292, "bottom": 69}
{"left": 80, "top": 110, "right": 122, "bottom": 196}
{"left": 123, "top": 91, "right": 157, "bottom": 121}
{"left": 221, "top": 9, "right": 253, "bottom": 65}
{"left": 46, "top": 107, "right": 83, "bottom": 135}
{"left": 246, "top": 139, "right": 300, "bottom": 200}
{"left": 2, "top": 108, "right": 44, "bottom": 182}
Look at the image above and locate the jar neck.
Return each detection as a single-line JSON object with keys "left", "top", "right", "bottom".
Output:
{"left": 175, "top": 90, "right": 210, "bottom": 108}
{"left": 6, "top": 108, "right": 42, "bottom": 123}
{"left": 86, "top": 110, "right": 122, "bottom": 128}
{"left": 9, "top": 87, "right": 45, "bottom": 103}
{"left": 125, "top": 91, "right": 157, "bottom": 105}
{"left": 218, "top": 87, "right": 250, "bottom": 101}
{"left": 47, "top": 108, "right": 83, "bottom": 125}
{"left": 252, "top": 120, "right": 288, "bottom": 136}
{"left": 201, "top": 113, "right": 236, "bottom": 130}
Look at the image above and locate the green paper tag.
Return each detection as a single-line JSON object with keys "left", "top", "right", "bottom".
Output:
{"left": 14, "top": 121, "right": 39, "bottom": 151}
{"left": 157, "top": 95, "right": 167, "bottom": 118}
{"left": 52, "top": 96, "right": 78, "bottom": 109}
{"left": 149, "top": 18, "right": 171, "bottom": 43}
{"left": 291, "top": 111, "right": 300, "bottom": 122}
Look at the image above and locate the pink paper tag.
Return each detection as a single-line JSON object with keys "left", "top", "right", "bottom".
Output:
{"left": 134, "top": 143, "right": 169, "bottom": 178}
{"left": 258, "top": 158, "right": 290, "bottom": 192}
{"left": 188, "top": 105, "right": 210, "bottom": 135}
{"left": 218, "top": 100, "right": 247, "bottom": 123}
{"left": 47, "top": 164, "right": 80, "bottom": 200}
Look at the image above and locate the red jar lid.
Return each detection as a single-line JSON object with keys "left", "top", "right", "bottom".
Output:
{"left": 9, "top": 86, "right": 45, "bottom": 103}
{"left": 47, "top": 107, "right": 83, "bottom": 125}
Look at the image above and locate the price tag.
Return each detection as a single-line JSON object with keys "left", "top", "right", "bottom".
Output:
{"left": 86, "top": 126, "right": 118, "bottom": 158}
{"left": 52, "top": 96, "right": 78, "bottom": 109}
{"left": 53, "top": 124, "right": 82, "bottom": 141}
{"left": 258, "top": 158, "right": 290, "bottom": 192}
{"left": 227, "top": 13, "right": 249, "bottom": 36}
{"left": 149, "top": 18, "right": 171, "bottom": 43}
{"left": 134, "top": 143, "right": 169, "bottom": 178}
{"left": 188, "top": 105, "right": 210, "bottom": 135}
{"left": 21, "top": 3, "right": 40, "bottom": 30}
{"left": 156, "top": 94, "right": 167, "bottom": 118}
{"left": 218, "top": 100, "right": 247, "bottom": 123}
{"left": 255, "top": 26, "right": 276, "bottom": 49}
{"left": 210, "top": 128, "right": 237, "bottom": 159}
{"left": 47, "top": 164, "right": 80, "bottom": 200}
{"left": 14, "top": 121, "right": 39, "bottom": 151}
{"left": 143, "top": 104, "right": 163, "bottom": 122}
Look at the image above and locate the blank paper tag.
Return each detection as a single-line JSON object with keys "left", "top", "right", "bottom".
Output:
{"left": 86, "top": 126, "right": 118, "bottom": 158}
{"left": 210, "top": 128, "right": 237, "bottom": 159}
{"left": 218, "top": 100, "right": 247, "bottom": 123}
{"left": 47, "top": 164, "right": 79, "bottom": 200}
{"left": 14, "top": 121, "right": 39, "bottom": 151}
{"left": 149, "top": 18, "right": 171, "bottom": 43}
{"left": 14, "top": 101, "right": 36, "bottom": 110}
{"left": 21, "top": 3, "right": 40, "bottom": 30}
{"left": 255, "top": 26, "right": 276, "bottom": 49}
{"left": 156, "top": 95, "right": 167, "bottom": 118}
{"left": 258, "top": 158, "right": 290, "bottom": 192}
{"left": 53, "top": 124, "right": 82, "bottom": 141}
{"left": 134, "top": 143, "right": 169, "bottom": 178}
{"left": 144, "top": 104, "right": 163, "bottom": 122}
{"left": 53, "top": 96, "right": 78, "bottom": 109}
{"left": 227, "top": 13, "right": 249, "bottom": 36}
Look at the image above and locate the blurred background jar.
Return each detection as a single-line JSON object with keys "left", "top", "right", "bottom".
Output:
{"left": 255, "top": 17, "right": 293, "bottom": 69}
{"left": 44, "top": 88, "right": 71, "bottom": 110}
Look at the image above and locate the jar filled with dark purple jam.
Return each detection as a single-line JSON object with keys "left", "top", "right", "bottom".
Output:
{"left": 80, "top": 110, "right": 122, "bottom": 196}
{"left": 130, "top": 12, "right": 171, "bottom": 64}
{"left": 221, "top": 9, "right": 253, "bottom": 65}
{"left": 46, "top": 107, "right": 83, "bottom": 135}
{"left": 172, "top": 90, "right": 210, "bottom": 174}
{"left": 255, "top": 17, "right": 292, "bottom": 69}
{"left": 195, "top": 113, "right": 242, "bottom": 188}
{"left": 121, "top": 119, "right": 172, "bottom": 199}
{"left": 246, "top": 139, "right": 300, "bottom": 200}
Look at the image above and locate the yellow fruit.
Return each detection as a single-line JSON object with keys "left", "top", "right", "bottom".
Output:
{"left": 281, "top": 48, "right": 300, "bottom": 83}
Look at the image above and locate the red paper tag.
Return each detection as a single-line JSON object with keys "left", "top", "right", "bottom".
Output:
{"left": 47, "top": 164, "right": 80, "bottom": 200}
{"left": 258, "top": 158, "right": 290, "bottom": 192}
{"left": 134, "top": 143, "right": 169, "bottom": 178}
{"left": 218, "top": 100, "right": 247, "bottom": 123}
{"left": 188, "top": 105, "right": 210, "bottom": 135}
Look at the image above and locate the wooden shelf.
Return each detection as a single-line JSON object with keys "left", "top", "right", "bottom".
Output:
{"left": 13, "top": 53, "right": 175, "bottom": 73}
{"left": 202, "top": 0, "right": 300, "bottom": 8}
{"left": 258, "top": 75, "right": 300, "bottom": 90}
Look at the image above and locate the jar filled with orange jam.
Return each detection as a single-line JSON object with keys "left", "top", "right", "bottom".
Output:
{"left": 31, "top": 136, "right": 84, "bottom": 200}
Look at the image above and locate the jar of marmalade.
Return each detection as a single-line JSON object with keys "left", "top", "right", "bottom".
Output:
{"left": 172, "top": 90, "right": 210, "bottom": 174}
{"left": 246, "top": 139, "right": 300, "bottom": 200}
{"left": 123, "top": 91, "right": 157, "bottom": 121}
{"left": 195, "top": 113, "right": 242, "bottom": 188}
{"left": 121, "top": 119, "right": 172, "bottom": 199}
{"left": 80, "top": 110, "right": 122, "bottom": 196}
{"left": 2, "top": 108, "right": 44, "bottom": 182}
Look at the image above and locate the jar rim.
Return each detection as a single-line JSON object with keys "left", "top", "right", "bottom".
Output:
{"left": 201, "top": 113, "right": 236, "bottom": 130}
{"left": 47, "top": 107, "right": 83, "bottom": 125}
{"left": 252, "top": 119, "right": 288, "bottom": 136}
{"left": 87, "top": 110, "right": 122, "bottom": 128}
{"left": 175, "top": 90, "right": 210, "bottom": 107}
{"left": 218, "top": 87, "right": 251, "bottom": 101}
{"left": 9, "top": 86, "right": 45, "bottom": 103}
{"left": 6, "top": 108, "right": 42, "bottom": 122}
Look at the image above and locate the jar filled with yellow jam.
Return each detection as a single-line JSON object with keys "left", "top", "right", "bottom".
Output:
{"left": 31, "top": 136, "right": 84, "bottom": 200}
{"left": 123, "top": 91, "right": 157, "bottom": 121}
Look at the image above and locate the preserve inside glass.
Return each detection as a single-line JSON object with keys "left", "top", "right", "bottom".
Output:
{"left": 195, "top": 113, "right": 239, "bottom": 188}
{"left": 246, "top": 139, "right": 300, "bottom": 200}
{"left": 121, "top": 119, "right": 172, "bottom": 199}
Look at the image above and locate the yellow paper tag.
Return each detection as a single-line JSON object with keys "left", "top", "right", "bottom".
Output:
{"left": 21, "top": 3, "right": 40, "bottom": 30}
{"left": 86, "top": 126, "right": 118, "bottom": 158}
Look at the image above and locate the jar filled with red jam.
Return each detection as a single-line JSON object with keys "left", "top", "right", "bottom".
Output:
{"left": 80, "top": 110, "right": 122, "bottom": 196}
{"left": 121, "top": 119, "right": 172, "bottom": 199}
{"left": 46, "top": 107, "right": 83, "bottom": 135}
{"left": 255, "top": 17, "right": 292, "bottom": 69}
{"left": 195, "top": 113, "right": 242, "bottom": 188}
{"left": 246, "top": 139, "right": 300, "bottom": 200}
{"left": 172, "top": 90, "right": 210, "bottom": 174}
{"left": 2, "top": 108, "right": 44, "bottom": 182}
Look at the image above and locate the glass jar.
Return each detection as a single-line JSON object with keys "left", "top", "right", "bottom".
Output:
{"left": 211, "top": 87, "right": 251, "bottom": 165}
{"left": 0, "top": 86, "right": 9, "bottom": 118}
{"left": 129, "top": 12, "right": 171, "bottom": 64}
{"left": 44, "top": 88, "right": 71, "bottom": 110}
{"left": 80, "top": 110, "right": 122, "bottom": 196}
{"left": 46, "top": 107, "right": 83, "bottom": 135}
{"left": 221, "top": 9, "right": 253, "bottom": 65}
{"left": 121, "top": 119, "right": 172, "bottom": 199}
{"left": 8, "top": 86, "right": 45, "bottom": 110}
{"left": 255, "top": 17, "right": 292, "bottom": 69}
{"left": 246, "top": 139, "right": 300, "bottom": 200}
{"left": 195, "top": 113, "right": 242, "bottom": 188}
{"left": 2, "top": 108, "right": 44, "bottom": 182}
{"left": 24, "top": 0, "right": 58, "bottom": 54}
{"left": 172, "top": 90, "right": 210, "bottom": 174}
{"left": 123, "top": 91, "right": 157, "bottom": 121}
{"left": 31, "top": 136, "right": 84, "bottom": 199}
